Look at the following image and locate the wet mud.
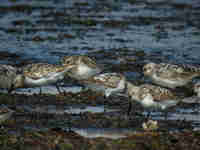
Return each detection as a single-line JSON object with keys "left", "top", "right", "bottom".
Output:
{"left": 0, "top": 0, "right": 200, "bottom": 149}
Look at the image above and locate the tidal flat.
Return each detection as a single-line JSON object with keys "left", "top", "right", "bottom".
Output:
{"left": 0, "top": 0, "right": 200, "bottom": 149}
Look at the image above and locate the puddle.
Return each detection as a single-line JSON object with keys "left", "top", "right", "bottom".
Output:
{"left": 16, "top": 105, "right": 119, "bottom": 115}
{"left": 11, "top": 85, "right": 84, "bottom": 95}
{"left": 71, "top": 128, "right": 135, "bottom": 139}
{"left": 170, "top": 113, "right": 200, "bottom": 122}
{"left": 151, "top": 111, "right": 200, "bottom": 122}
{"left": 64, "top": 106, "right": 119, "bottom": 114}
{"left": 139, "top": 103, "right": 200, "bottom": 122}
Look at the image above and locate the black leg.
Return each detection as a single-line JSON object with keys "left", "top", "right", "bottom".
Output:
{"left": 164, "top": 110, "right": 169, "bottom": 120}
{"left": 8, "top": 84, "right": 14, "bottom": 94}
{"left": 103, "top": 95, "right": 107, "bottom": 113}
{"left": 146, "top": 111, "right": 151, "bottom": 120}
{"left": 127, "top": 100, "right": 132, "bottom": 116}
{"left": 39, "top": 88, "right": 42, "bottom": 95}
{"left": 8, "top": 88, "right": 13, "bottom": 94}
{"left": 56, "top": 84, "right": 62, "bottom": 94}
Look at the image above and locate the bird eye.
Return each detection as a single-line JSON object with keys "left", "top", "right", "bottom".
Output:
{"left": 195, "top": 84, "right": 200, "bottom": 89}
{"left": 65, "top": 60, "right": 70, "bottom": 64}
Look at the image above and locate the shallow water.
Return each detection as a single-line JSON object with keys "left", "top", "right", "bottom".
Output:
{"left": 0, "top": 0, "right": 200, "bottom": 65}
{"left": 0, "top": 0, "right": 200, "bottom": 139}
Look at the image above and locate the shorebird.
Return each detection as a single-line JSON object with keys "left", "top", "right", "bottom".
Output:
{"left": 61, "top": 55, "right": 102, "bottom": 80}
{"left": 0, "top": 105, "right": 14, "bottom": 124}
{"left": 126, "top": 81, "right": 179, "bottom": 118}
{"left": 143, "top": 62, "right": 200, "bottom": 89}
{"left": 80, "top": 72, "right": 127, "bottom": 98}
{"left": 193, "top": 82, "right": 200, "bottom": 97}
{"left": 22, "top": 63, "right": 75, "bottom": 94}
{"left": 0, "top": 64, "right": 24, "bottom": 93}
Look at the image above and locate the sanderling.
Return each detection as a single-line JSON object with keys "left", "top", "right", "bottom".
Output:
{"left": 193, "top": 82, "right": 200, "bottom": 97}
{"left": 143, "top": 62, "right": 200, "bottom": 89}
{"left": 22, "top": 63, "right": 75, "bottom": 93}
{"left": 0, "top": 105, "right": 14, "bottom": 124}
{"left": 0, "top": 64, "right": 24, "bottom": 93}
{"left": 126, "top": 82, "right": 179, "bottom": 118}
{"left": 61, "top": 55, "right": 102, "bottom": 80}
{"left": 80, "top": 72, "right": 127, "bottom": 98}
{"left": 142, "top": 120, "right": 158, "bottom": 131}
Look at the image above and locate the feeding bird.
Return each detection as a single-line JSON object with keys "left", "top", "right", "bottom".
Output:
{"left": 143, "top": 62, "right": 200, "bottom": 89}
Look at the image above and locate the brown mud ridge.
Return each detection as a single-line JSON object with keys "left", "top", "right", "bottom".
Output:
{"left": 0, "top": 127, "right": 200, "bottom": 150}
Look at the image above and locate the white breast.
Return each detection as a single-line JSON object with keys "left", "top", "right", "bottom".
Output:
{"left": 117, "top": 78, "right": 126, "bottom": 91}
{"left": 141, "top": 94, "right": 155, "bottom": 107}
{"left": 24, "top": 72, "right": 64, "bottom": 87}
{"left": 78, "top": 64, "right": 93, "bottom": 75}
{"left": 152, "top": 74, "right": 186, "bottom": 88}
